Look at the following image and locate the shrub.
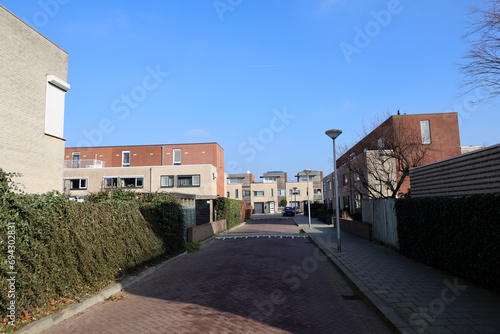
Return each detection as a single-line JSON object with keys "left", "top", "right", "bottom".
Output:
{"left": 0, "top": 170, "right": 185, "bottom": 329}
{"left": 214, "top": 197, "right": 245, "bottom": 229}
{"left": 395, "top": 195, "right": 500, "bottom": 291}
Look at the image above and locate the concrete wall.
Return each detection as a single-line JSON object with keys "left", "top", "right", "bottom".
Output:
{"left": 0, "top": 6, "right": 69, "bottom": 193}
{"left": 362, "top": 199, "right": 398, "bottom": 249}
{"left": 187, "top": 219, "right": 227, "bottom": 243}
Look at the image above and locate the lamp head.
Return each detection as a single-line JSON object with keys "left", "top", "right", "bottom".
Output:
{"left": 325, "top": 129, "right": 342, "bottom": 139}
{"left": 303, "top": 169, "right": 312, "bottom": 174}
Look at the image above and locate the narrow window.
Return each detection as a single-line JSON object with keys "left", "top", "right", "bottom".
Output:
{"left": 122, "top": 151, "right": 130, "bottom": 167}
{"left": 173, "top": 149, "right": 182, "bottom": 165}
{"left": 235, "top": 189, "right": 239, "bottom": 199}
{"left": 421, "top": 120, "right": 431, "bottom": 144}
{"left": 72, "top": 152, "right": 80, "bottom": 168}
{"left": 45, "top": 75, "right": 70, "bottom": 139}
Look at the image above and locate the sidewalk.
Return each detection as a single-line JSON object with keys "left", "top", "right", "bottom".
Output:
{"left": 293, "top": 215, "right": 500, "bottom": 334}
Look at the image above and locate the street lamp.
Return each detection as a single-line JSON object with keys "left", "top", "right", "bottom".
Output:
{"left": 325, "top": 129, "right": 342, "bottom": 253}
{"left": 304, "top": 169, "right": 312, "bottom": 228}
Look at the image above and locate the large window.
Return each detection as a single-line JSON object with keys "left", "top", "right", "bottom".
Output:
{"left": 254, "top": 191, "right": 264, "bottom": 197}
{"left": 69, "top": 178, "right": 87, "bottom": 190}
{"left": 299, "top": 175, "right": 313, "bottom": 182}
{"left": 421, "top": 120, "right": 431, "bottom": 144}
{"left": 178, "top": 175, "right": 200, "bottom": 187}
{"left": 104, "top": 177, "right": 118, "bottom": 188}
{"left": 121, "top": 177, "right": 143, "bottom": 188}
{"left": 263, "top": 177, "right": 277, "bottom": 183}
{"left": 228, "top": 178, "right": 242, "bottom": 184}
{"left": 173, "top": 149, "right": 182, "bottom": 165}
{"left": 122, "top": 151, "right": 130, "bottom": 167}
{"left": 243, "top": 190, "right": 251, "bottom": 197}
{"left": 160, "top": 175, "right": 174, "bottom": 188}
{"left": 278, "top": 189, "right": 286, "bottom": 196}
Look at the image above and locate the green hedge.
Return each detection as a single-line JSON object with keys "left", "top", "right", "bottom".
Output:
{"left": 214, "top": 197, "right": 245, "bottom": 229}
{"left": 395, "top": 195, "right": 500, "bottom": 290}
{"left": 0, "top": 171, "right": 185, "bottom": 327}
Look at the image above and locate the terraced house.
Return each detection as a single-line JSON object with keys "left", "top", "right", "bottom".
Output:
{"left": 64, "top": 143, "right": 225, "bottom": 197}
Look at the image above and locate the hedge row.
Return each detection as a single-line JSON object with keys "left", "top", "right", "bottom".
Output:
{"left": 395, "top": 195, "right": 500, "bottom": 290}
{"left": 0, "top": 170, "right": 185, "bottom": 324}
{"left": 214, "top": 197, "right": 245, "bottom": 229}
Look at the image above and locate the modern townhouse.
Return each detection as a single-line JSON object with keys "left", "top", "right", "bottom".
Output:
{"left": 0, "top": 6, "right": 70, "bottom": 193}
{"left": 324, "top": 112, "right": 462, "bottom": 217}
{"left": 64, "top": 143, "right": 225, "bottom": 197}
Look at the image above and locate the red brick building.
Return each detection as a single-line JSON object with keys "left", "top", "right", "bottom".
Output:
{"left": 65, "top": 143, "right": 225, "bottom": 196}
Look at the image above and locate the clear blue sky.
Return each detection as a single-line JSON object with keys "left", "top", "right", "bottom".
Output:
{"left": 3, "top": 0, "right": 498, "bottom": 180}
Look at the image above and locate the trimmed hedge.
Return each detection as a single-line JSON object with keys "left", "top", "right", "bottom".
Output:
{"left": 214, "top": 197, "right": 245, "bottom": 229}
{"left": 0, "top": 171, "right": 185, "bottom": 327}
{"left": 395, "top": 195, "right": 500, "bottom": 290}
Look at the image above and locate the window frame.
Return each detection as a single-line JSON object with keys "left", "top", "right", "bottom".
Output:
{"left": 72, "top": 152, "right": 80, "bottom": 168}
{"left": 254, "top": 190, "right": 265, "bottom": 197}
{"left": 104, "top": 177, "right": 118, "bottom": 189}
{"left": 160, "top": 175, "right": 175, "bottom": 188}
{"left": 177, "top": 175, "right": 200, "bottom": 187}
{"left": 120, "top": 176, "right": 144, "bottom": 189}
{"left": 68, "top": 178, "right": 87, "bottom": 190}
{"left": 173, "top": 149, "right": 182, "bottom": 165}
{"left": 420, "top": 120, "right": 431, "bottom": 145}
{"left": 122, "top": 151, "right": 131, "bottom": 167}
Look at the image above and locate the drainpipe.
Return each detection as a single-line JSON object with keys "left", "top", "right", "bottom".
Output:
{"left": 150, "top": 167, "right": 153, "bottom": 193}
{"left": 161, "top": 146, "right": 164, "bottom": 166}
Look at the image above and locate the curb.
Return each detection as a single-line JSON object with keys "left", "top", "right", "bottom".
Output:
{"left": 18, "top": 251, "right": 188, "bottom": 334}
{"left": 292, "top": 217, "right": 405, "bottom": 334}
{"left": 199, "top": 221, "right": 247, "bottom": 249}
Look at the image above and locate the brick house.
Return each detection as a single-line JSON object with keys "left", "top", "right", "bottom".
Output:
{"left": 0, "top": 5, "right": 70, "bottom": 193}
{"left": 64, "top": 143, "right": 225, "bottom": 197}
{"left": 324, "top": 112, "right": 461, "bottom": 216}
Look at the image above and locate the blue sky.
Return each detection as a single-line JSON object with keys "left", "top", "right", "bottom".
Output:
{"left": 2, "top": 0, "right": 498, "bottom": 180}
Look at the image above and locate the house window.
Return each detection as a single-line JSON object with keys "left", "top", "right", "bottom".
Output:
{"left": 254, "top": 191, "right": 264, "bottom": 197}
{"left": 160, "top": 175, "right": 174, "bottom": 188}
{"left": 299, "top": 175, "right": 313, "bottom": 182}
{"left": 378, "top": 138, "right": 385, "bottom": 148}
{"left": 421, "top": 120, "right": 431, "bottom": 144}
{"left": 44, "top": 75, "right": 70, "bottom": 139}
{"left": 121, "top": 177, "right": 143, "bottom": 188}
{"left": 263, "top": 177, "right": 277, "bottom": 183}
{"left": 354, "top": 172, "right": 360, "bottom": 181}
{"left": 271, "top": 188, "right": 274, "bottom": 197}
{"left": 355, "top": 194, "right": 362, "bottom": 209}
{"left": 72, "top": 152, "right": 80, "bottom": 168}
{"left": 173, "top": 149, "right": 182, "bottom": 165}
{"left": 227, "top": 192, "right": 230, "bottom": 198}
{"left": 104, "top": 177, "right": 118, "bottom": 188}
{"left": 343, "top": 196, "right": 350, "bottom": 210}
{"left": 122, "top": 151, "right": 130, "bottom": 167}
{"left": 289, "top": 189, "right": 300, "bottom": 196}
{"left": 228, "top": 178, "right": 242, "bottom": 184}
{"left": 178, "top": 175, "right": 200, "bottom": 187}
{"left": 343, "top": 174, "right": 348, "bottom": 185}
{"left": 314, "top": 189, "right": 322, "bottom": 195}
{"left": 243, "top": 190, "right": 251, "bottom": 197}
{"left": 278, "top": 189, "right": 286, "bottom": 196}
{"left": 235, "top": 189, "right": 239, "bottom": 199}
{"left": 69, "top": 178, "right": 87, "bottom": 190}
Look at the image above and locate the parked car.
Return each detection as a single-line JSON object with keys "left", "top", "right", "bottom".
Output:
{"left": 282, "top": 207, "right": 295, "bottom": 217}
{"left": 294, "top": 207, "right": 302, "bottom": 214}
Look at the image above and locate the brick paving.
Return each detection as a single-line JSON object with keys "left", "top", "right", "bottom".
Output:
{"left": 293, "top": 214, "right": 500, "bottom": 334}
{"left": 43, "top": 218, "right": 393, "bottom": 334}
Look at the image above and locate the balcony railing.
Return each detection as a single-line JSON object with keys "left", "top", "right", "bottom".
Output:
{"left": 64, "top": 159, "right": 106, "bottom": 169}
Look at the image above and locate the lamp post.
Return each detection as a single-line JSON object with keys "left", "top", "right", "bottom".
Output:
{"left": 304, "top": 169, "right": 312, "bottom": 228}
{"left": 325, "top": 129, "right": 342, "bottom": 253}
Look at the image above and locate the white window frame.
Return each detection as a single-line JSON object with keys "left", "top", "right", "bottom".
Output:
{"left": 263, "top": 177, "right": 277, "bottom": 183}
{"left": 160, "top": 175, "right": 174, "bottom": 188}
{"left": 177, "top": 175, "right": 200, "bottom": 187}
{"left": 104, "top": 177, "right": 118, "bottom": 188}
{"left": 122, "top": 151, "right": 131, "bottom": 167}
{"left": 72, "top": 152, "right": 80, "bottom": 168}
{"left": 421, "top": 120, "right": 431, "bottom": 145}
{"left": 254, "top": 191, "right": 265, "bottom": 197}
{"left": 173, "top": 149, "right": 182, "bottom": 165}
{"left": 228, "top": 178, "right": 242, "bottom": 184}
{"left": 120, "top": 176, "right": 144, "bottom": 188}
{"left": 68, "top": 178, "right": 87, "bottom": 190}
{"left": 278, "top": 189, "right": 286, "bottom": 196}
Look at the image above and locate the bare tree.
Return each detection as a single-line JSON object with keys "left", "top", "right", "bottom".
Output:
{"left": 339, "top": 113, "right": 430, "bottom": 198}
{"left": 461, "top": 0, "right": 500, "bottom": 102}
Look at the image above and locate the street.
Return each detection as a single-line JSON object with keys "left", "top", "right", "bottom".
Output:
{"left": 43, "top": 218, "right": 393, "bottom": 333}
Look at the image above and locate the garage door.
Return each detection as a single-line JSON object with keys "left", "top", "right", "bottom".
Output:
{"left": 254, "top": 202, "right": 264, "bottom": 213}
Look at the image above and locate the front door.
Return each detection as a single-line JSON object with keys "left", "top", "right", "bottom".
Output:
{"left": 269, "top": 201, "right": 275, "bottom": 214}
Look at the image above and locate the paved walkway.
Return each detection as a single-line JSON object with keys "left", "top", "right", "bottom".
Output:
{"left": 293, "top": 214, "right": 500, "bottom": 334}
